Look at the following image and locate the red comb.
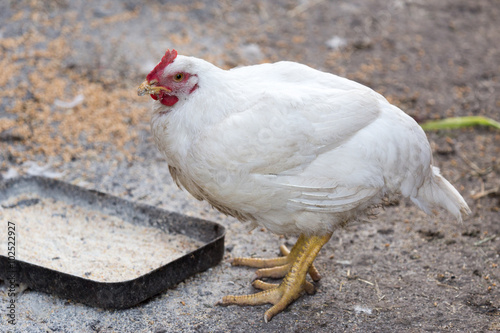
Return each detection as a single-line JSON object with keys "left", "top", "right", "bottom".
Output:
{"left": 146, "top": 49, "right": 178, "bottom": 81}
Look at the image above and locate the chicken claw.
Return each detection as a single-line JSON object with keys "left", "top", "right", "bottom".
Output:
{"left": 231, "top": 234, "right": 322, "bottom": 282}
{"left": 219, "top": 233, "right": 332, "bottom": 322}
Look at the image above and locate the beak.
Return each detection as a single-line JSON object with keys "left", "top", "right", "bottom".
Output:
{"left": 137, "top": 80, "right": 172, "bottom": 97}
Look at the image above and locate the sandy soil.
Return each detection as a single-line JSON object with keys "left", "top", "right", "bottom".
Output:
{"left": 0, "top": 0, "right": 499, "bottom": 332}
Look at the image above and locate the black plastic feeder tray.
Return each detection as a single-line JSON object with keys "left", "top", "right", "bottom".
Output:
{"left": 0, "top": 176, "right": 225, "bottom": 309}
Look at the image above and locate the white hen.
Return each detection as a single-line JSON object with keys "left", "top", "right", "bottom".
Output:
{"left": 138, "top": 49, "right": 470, "bottom": 322}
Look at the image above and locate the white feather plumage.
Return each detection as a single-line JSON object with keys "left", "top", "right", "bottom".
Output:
{"left": 150, "top": 55, "right": 470, "bottom": 235}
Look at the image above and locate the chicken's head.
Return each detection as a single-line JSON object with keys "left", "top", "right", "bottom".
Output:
{"left": 138, "top": 49, "right": 198, "bottom": 106}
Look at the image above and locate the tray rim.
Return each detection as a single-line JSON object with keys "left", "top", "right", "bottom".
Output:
{"left": 0, "top": 175, "right": 226, "bottom": 309}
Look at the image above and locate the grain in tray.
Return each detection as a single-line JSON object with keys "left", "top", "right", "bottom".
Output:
{"left": 1, "top": 194, "right": 202, "bottom": 282}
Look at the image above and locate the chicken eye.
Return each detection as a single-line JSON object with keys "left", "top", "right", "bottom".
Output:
{"left": 173, "top": 73, "right": 184, "bottom": 82}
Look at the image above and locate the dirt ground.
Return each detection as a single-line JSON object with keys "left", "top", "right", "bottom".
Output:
{"left": 0, "top": 0, "right": 499, "bottom": 332}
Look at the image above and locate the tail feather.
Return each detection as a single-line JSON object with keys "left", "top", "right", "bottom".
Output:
{"left": 411, "top": 166, "right": 471, "bottom": 222}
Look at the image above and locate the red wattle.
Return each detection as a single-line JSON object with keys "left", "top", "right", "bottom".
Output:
{"left": 160, "top": 95, "right": 179, "bottom": 106}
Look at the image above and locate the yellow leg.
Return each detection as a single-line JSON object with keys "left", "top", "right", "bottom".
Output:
{"left": 219, "top": 233, "right": 332, "bottom": 322}
{"left": 232, "top": 234, "right": 322, "bottom": 281}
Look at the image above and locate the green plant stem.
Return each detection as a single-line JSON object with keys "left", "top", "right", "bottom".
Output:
{"left": 420, "top": 116, "right": 500, "bottom": 131}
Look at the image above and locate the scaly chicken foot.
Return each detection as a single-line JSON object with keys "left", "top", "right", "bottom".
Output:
{"left": 231, "top": 234, "right": 322, "bottom": 282}
{"left": 252, "top": 279, "right": 316, "bottom": 295}
{"left": 220, "top": 233, "right": 332, "bottom": 322}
